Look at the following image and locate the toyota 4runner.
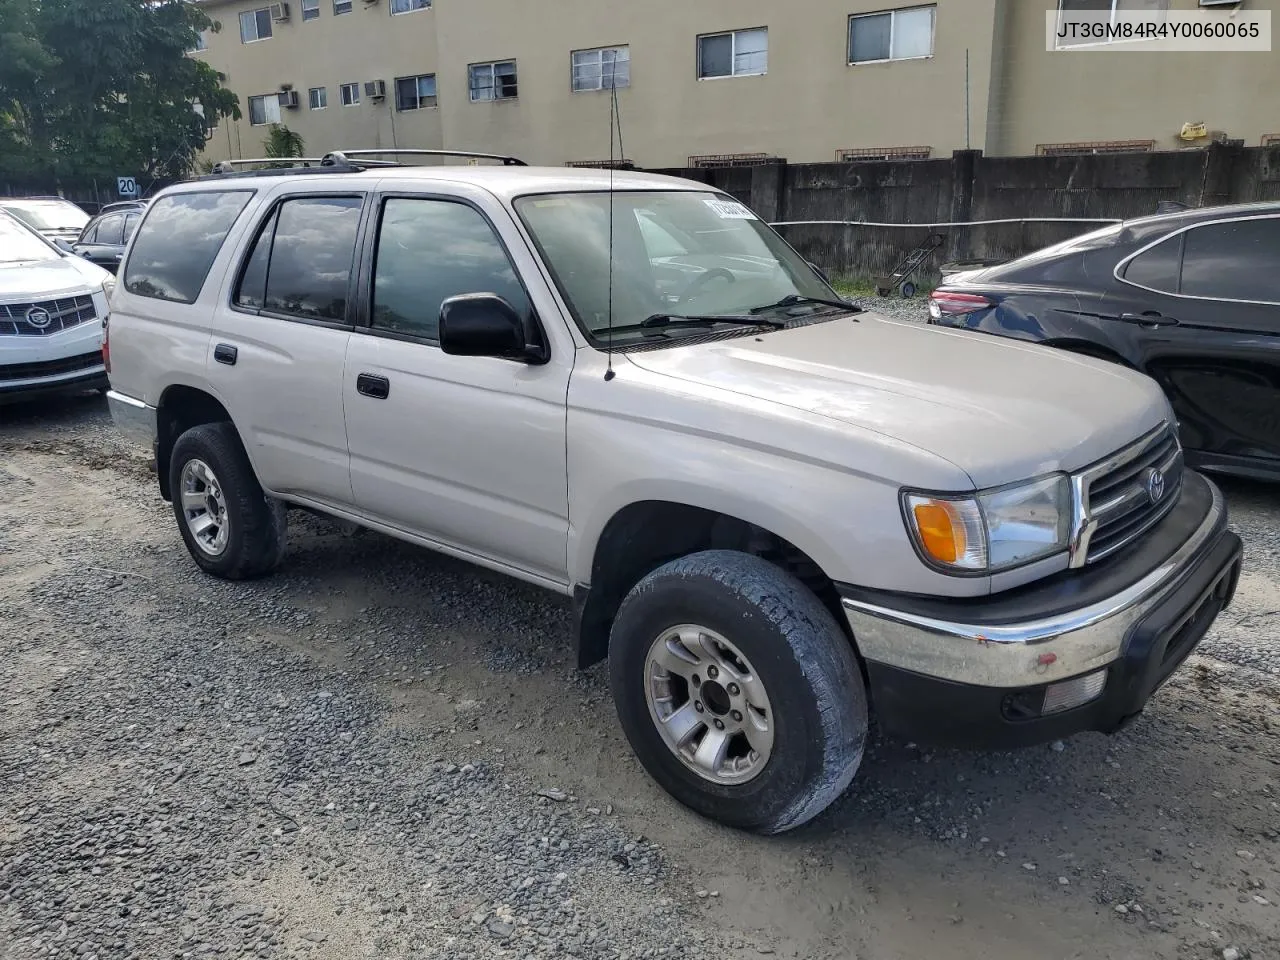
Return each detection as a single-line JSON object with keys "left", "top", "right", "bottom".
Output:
{"left": 104, "top": 151, "right": 1242, "bottom": 834}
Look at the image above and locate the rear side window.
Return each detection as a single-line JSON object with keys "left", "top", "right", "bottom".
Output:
{"left": 233, "top": 196, "right": 363, "bottom": 322}
{"left": 125, "top": 192, "right": 253, "bottom": 303}
{"left": 1179, "top": 218, "right": 1280, "bottom": 304}
{"left": 1122, "top": 233, "right": 1183, "bottom": 293}
{"left": 95, "top": 215, "right": 125, "bottom": 246}
{"left": 123, "top": 214, "right": 140, "bottom": 242}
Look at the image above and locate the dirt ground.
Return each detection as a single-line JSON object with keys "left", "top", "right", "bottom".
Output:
{"left": 2, "top": 394, "right": 1278, "bottom": 960}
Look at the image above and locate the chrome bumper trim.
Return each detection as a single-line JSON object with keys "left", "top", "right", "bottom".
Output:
{"left": 106, "top": 389, "right": 157, "bottom": 448}
{"left": 842, "top": 478, "right": 1225, "bottom": 688}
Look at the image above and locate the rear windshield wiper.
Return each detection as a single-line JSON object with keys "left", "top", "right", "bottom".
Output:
{"left": 749, "top": 294, "right": 862, "bottom": 315}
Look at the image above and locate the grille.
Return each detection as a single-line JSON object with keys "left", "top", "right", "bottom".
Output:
{"left": 1081, "top": 424, "right": 1183, "bottom": 564}
{"left": 0, "top": 295, "right": 98, "bottom": 337}
{"left": 0, "top": 351, "right": 103, "bottom": 382}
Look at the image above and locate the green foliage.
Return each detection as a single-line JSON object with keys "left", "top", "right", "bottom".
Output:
{"left": 0, "top": 0, "right": 240, "bottom": 186}
{"left": 263, "top": 124, "right": 306, "bottom": 163}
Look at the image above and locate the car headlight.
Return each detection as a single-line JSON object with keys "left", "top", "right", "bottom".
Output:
{"left": 903, "top": 474, "right": 1071, "bottom": 574}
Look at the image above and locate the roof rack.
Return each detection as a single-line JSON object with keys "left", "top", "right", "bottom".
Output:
{"left": 210, "top": 157, "right": 331, "bottom": 174}
{"left": 321, "top": 149, "right": 527, "bottom": 167}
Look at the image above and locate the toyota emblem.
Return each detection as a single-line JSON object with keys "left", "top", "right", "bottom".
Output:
{"left": 1145, "top": 467, "right": 1165, "bottom": 505}
{"left": 25, "top": 306, "right": 52, "bottom": 329}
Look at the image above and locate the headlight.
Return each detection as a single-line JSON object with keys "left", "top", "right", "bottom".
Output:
{"left": 904, "top": 474, "right": 1070, "bottom": 574}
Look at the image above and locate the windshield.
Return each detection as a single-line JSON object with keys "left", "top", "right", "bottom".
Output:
{"left": 1, "top": 199, "right": 90, "bottom": 232}
{"left": 514, "top": 190, "right": 840, "bottom": 341}
{"left": 0, "top": 213, "right": 61, "bottom": 264}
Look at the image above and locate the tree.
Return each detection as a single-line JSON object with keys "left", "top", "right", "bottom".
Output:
{"left": 0, "top": 0, "right": 240, "bottom": 187}
{"left": 263, "top": 124, "right": 306, "bottom": 163}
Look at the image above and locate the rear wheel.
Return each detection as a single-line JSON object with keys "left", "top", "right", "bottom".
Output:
{"left": 169, "top": 422, "right": 286, "bottom": 580}
{"left": 609, "top": 550, "right": 867, "bottom": 834}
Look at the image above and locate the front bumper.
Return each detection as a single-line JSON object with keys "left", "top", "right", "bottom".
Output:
{"left": 840, "top": 471, "right": 1241, "bottom": 747}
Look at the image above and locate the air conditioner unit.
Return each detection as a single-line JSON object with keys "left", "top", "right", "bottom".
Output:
{"left": 278, "top": 90, "right": 300, "bottom": 109}
{"left": 364, "top": 79, "right": 386, "bottom": 100}
{"left": 270, "top": 2, "right": 291, "bottom": 21}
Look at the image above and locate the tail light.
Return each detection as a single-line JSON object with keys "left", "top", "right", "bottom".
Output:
{"left": 101, "top": 314, "right": 111, "bottom": 374}
{"left": 928, "top": 290, "right": 992, "bottom": 323}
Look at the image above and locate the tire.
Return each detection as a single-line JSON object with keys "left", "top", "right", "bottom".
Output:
{"left": 900, "top": 281, "right": 917, "bottom": 299}
{"left": 168, "top": 422, "right": 287, "bottom": 580}
{"left": 608, "top": 550, "right": 867, "bottom": 834}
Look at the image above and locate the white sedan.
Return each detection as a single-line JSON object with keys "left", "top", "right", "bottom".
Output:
{"left": 0, "top": 210, "right": 115, "bottom": 402}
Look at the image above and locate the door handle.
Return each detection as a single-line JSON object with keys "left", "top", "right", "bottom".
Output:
{"left": 356, "top": 373, "right": 390, "bottom": 399}
{"left": 1119, "top": 312, "right": 1178, "bottom": 328}
{"left": 213, "top": 343, "right": 238, "bottom": 365}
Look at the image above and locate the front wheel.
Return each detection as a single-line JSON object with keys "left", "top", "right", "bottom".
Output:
{"left": 169, "top": 422, "right": 287, "bottom": 580}
{"left": 609, "top": 551, "right": 867, "bottom": 834}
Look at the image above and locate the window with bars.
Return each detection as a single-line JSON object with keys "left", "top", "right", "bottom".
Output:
{"left": 334, "top": 0, "right": 353, "bottom": 14}
{"left": 340, "top": 82, "right": 361, "bottom": 106}
{"left": 308, "top": 86, "right": 327, "bottom": 109}
{"left": 837, "top": 146, "right": 932, "bottom": 161}
{"left": 697, "top": 28, "right": 767, "bottom": 78}
{"left": 849, "top": 6, "right": 935, "bottom": 63}
{"left": 391, "top": 0, "right": 431, "bottom": 12}
{"left": 239, "top": 8, "right": 273, "bottom": 43}
{"left": 301, "top": 0, "right": 319, "bottom": 21}
{"left": 396, "top": 74, "right": 437, "bottom": 110}
{"left": 571, "top": 46, "right": 630, "bottom": 92}
{"left": 469, "top": 60, "right": 517, "bottom": 101}
{"left": 688, "top": 153, "right": 782, "bottom": 168}
{"left": 1036, "top": 139, "right": 1155, "bottom": 156}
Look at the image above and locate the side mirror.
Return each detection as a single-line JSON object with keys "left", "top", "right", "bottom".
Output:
{"left": 439, "top": 293, "right": 545, "bottom": 363}
{"left": 53, "top": 238, "right": 76, "bottom": 254}
{"left": 807, "top": 260, "right": 832, "bottom": 285}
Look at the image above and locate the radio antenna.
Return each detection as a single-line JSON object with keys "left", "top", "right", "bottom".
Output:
{"left": 603, "top": 79, "right": 621, "bottom": 381}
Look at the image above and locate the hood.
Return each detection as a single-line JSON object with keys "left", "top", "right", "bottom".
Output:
{"left": 0, "top": 255, "right": 108, "bottom": 301}
{"left": 624, "top": 314, "right": 1169, "bottom": 489}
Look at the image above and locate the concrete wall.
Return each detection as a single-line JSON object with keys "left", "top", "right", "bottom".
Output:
{"left": 654, "top": 145, "right": 1280, "bottom": 282}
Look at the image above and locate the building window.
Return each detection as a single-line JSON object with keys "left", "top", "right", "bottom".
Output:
{"left": 391, "top": 0, "right": 431, "bottom": 13}
{"left": 571, "top": 46, "right": 630, "bottom": 92}
{"left": 1263, "top": 134, "right": 1280, "bottom": 147}
{"left": 334, "top": 0, "right": 353, "bottom": 14}
{"left": 308, "top": 86, "right": 328, "bottom": 109}
{"left": 1056, "top": 0, "right": 1169, "bottom": 47}
{"left": 191, "top": 31, "right": 208, "bottom": 52}
{"left": 239, "top": 7, "right": 273, "bottom": 43}
{"left": 395, "top": 74, "right": 437, "bottom": 110}
{"left": 247, "top": 94, "right": 282, "bottom": 126}
{"left": 837, "top": 146, "right": 932, "bottom": 161}
{"left": 697, "top": 28, "right": 767, "bottom": 79}
{"left": 469, "top": 60, "right": 517, "bottom": 102}
{"left": 849, "top": 6, "right": 935, "bottom": 64}
{"left": 688, "top": 153, "right": 783, "bottom": 168}
{"left": 302, "top": 0, "right": 320, "bottom": 21}
{"left": 340, "top": 82, "right": 361, "bottom": 106}
{"left": 1036, "top": 139, "right": 1155, "bottom": 156}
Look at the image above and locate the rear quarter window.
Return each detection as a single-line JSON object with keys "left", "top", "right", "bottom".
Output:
{"left": 124, "top": 191, "right": 253, "bottom": 303}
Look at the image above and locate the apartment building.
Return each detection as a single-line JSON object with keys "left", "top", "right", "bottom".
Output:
{"left": 193, "top": 0, "right": 1280, "bottom": 168}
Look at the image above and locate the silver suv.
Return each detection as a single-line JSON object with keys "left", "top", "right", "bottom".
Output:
{"left": 105, "top": 151, "right": 1242, "bottom": 833}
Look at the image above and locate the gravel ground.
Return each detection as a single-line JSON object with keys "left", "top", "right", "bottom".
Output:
{"left": 2, "top": 392, "right": 1279, "bottom": 960}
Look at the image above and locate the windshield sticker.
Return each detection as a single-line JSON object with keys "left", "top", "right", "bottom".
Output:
{"left": 702, "top": 198, "right": 757, "bottom": 220}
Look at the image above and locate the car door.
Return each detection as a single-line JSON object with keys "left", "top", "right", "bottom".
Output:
{"left": 206, "top": 187, "right": 367, "bottom": 507}
{"left": 75, "top": 214, "right": 125, "bottom": 270}
{"left": 343, "top": 188, "right": 572, "bottom": 586}
{"left": 1113, "top": 213, "right": 1280, "bottom": 466}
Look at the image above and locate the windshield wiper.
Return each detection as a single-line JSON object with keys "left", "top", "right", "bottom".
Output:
{"left": 633, "top": 313, "right": 789, "bottom": 331}
{"left": 748, "top": 294, "right": 862, "bottom": 315}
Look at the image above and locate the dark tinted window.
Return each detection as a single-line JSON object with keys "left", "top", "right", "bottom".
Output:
{"left": 124, "top": 192, "right": 253, "bottom": 303}
{"left": 95, "top": 215, "right": 124, "bottom": 245}
{"left": 1123, "top": 233, "right": 1182, "bottom": 293}
{"left": 262, "top": 197, "right": 362, "bottom": 321}
{"left": 1180, "top": 218, "right": 1280, "bottom": 303}
{"left": 233, "top": 208, "right": 279, "bottom": 310}
{"left": 371, "top": 198, "right": 529, "bottom": 340}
